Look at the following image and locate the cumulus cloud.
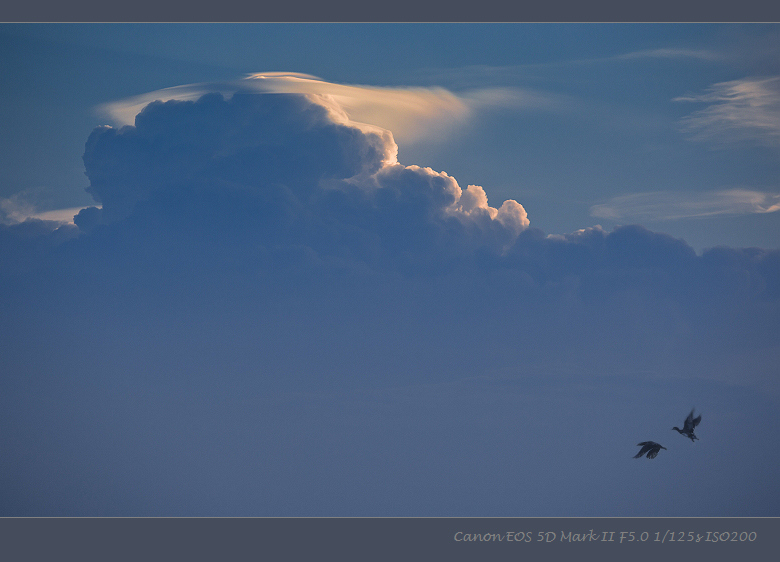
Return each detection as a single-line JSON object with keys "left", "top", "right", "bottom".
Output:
{"left": 68, "top": 87, "right": 780, "bottom": 315}
{"left": 591, "top": 189, "right": 780, "bottom": 222}
{"left": 81, "top": 90, "right": 529, "bottom": 266}
{"left": 455, "top": 183, "right": 528, "bottom": 232}
{"left": 675, "top": 76, "right": 780, "bottom": 148}
{"left": 84, "top": 92, "right": 396, "bottom": 219}
{"left": 98, "top": 72, "right": 545, "bottom": 147}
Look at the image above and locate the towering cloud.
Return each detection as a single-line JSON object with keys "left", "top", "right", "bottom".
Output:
{"left": 78, "top": 91, "right": 529, "bottom": 268}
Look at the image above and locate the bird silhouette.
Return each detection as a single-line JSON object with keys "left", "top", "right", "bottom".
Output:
{"left": 634, "top": 441, "right": 667, "bottom": 459}
{"left": 672, "top": 409, "right": 701, "bottom": 442}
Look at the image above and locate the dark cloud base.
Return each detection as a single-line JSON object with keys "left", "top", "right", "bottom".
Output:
{"left": 1, "top": 92, "right": 779, "bottom": 516}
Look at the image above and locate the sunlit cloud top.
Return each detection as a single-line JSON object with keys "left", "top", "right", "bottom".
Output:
{"left": 98, "top": 72, "right": 539, "bottom": 146}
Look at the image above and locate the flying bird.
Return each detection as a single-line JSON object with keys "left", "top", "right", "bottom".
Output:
{"left": 672, "top": 409, "right": 701, "bottom": 442}
{"left": 634, "top": 441, "right": 667, "bottom": 459}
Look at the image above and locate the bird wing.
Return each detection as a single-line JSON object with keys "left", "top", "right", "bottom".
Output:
{"left": 692, "top": 414, "right": 701, "bottom": 428}
{"left": 647, "top": 447, "right": 660, "bottom": 459}
{"left": 683, "top": 410, "right": 696, "bottom": 431}
{"left": 634, "top": 443, "right": 652, "bottom": 458}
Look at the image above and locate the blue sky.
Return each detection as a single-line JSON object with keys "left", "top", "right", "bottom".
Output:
{"left": 1, "top": 23, "right": 779, "bottom": 516}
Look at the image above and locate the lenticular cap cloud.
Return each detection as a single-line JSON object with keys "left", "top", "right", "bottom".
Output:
{"left": 98, "top": 72, "right": 532, "bottom": 146}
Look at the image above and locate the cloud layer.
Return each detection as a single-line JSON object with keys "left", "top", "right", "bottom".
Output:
{"left": 675, "top": 76, "right": 780, "bottom": 148}
{"left": 591, "top": 189, "right": 780, "bottom": 221}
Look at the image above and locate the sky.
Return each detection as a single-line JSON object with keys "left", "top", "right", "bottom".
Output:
{"left": 1, "top": 23, "right": 779, "bottom": 516}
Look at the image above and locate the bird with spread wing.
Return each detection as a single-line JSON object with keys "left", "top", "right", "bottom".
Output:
{"left": 672, "top": 409, "right": 701, "bottom": 442}
{"left": 634, "top": 441, "right": 667, "bottom": 459}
